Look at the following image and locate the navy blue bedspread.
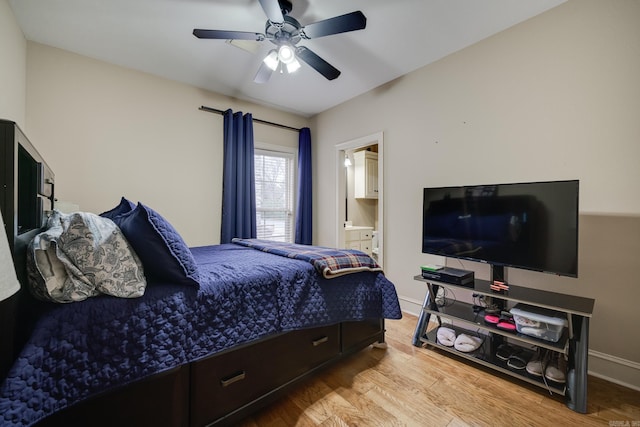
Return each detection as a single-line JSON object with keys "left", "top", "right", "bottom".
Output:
{"left": 0, "top": 244, "right": 401, "bottom": 426}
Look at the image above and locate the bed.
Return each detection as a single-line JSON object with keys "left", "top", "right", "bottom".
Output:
{"left": 0, "top": 121, "right": 402, "bottom": 426}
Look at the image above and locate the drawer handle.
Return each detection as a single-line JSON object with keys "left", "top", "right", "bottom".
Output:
{"left": 220, "top": 371, "right": 246, "bottom": 387}
{"left": 312, "top": 336, "right": 329, "bottom": 346}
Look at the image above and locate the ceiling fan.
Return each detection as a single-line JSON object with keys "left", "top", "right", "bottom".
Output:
{"left": 193, "top": 0, "right": 366, "bottom": 83}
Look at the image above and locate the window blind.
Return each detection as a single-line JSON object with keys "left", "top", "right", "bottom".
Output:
{"left": 254, "top": 149, "right": 295, "bottom": 242}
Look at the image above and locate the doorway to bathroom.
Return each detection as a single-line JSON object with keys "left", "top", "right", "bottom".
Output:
{"left": 335, "top": 132, "right": 384, "bottom": 268}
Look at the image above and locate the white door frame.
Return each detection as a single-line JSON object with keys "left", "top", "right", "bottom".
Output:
{"left": 335, "top": 132, "right": 384, "bottom": 267}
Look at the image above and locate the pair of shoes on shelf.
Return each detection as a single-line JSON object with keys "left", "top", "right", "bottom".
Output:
{"left": 484, "top": 314, "right": 517, "bottom": 332}
{"left": 496, "top": 344, "right": 527, "bottom": 370}
{"left": 526, "top": 348, "right": 566, "bottom": 384}
{"left": 436, "top": 327, "right": 483, "bottom": 353}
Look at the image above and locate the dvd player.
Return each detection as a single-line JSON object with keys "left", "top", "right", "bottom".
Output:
{"left": 421, "top": 267, "right": 475, "bottom": 287}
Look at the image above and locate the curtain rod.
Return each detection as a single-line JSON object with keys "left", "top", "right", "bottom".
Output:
{"left": 199, "top": 106, "right": 301, "bottom": 132}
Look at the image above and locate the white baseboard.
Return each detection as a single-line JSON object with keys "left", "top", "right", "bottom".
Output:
{"left": 588, "top": 349, "right": 640, "bottom": 391}
{"left": 397, "top": 296, "right": 640, "bottom": 391}
{"left": 398, "top": 295, "right": 424, "bottom": 317}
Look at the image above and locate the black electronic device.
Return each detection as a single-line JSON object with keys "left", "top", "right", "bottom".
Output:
{"left": 421, "top": 267, "right": 475, "bottom": 287}
{"left": 421, "top": 180, "right": 579, "bottom": 280}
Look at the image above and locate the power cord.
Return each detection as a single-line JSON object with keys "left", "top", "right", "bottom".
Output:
{"left": 435, "top": 286, "right": 456, "bottom": 308}
{"left": 472, "top": 293, "right": 487, "bottom": 311}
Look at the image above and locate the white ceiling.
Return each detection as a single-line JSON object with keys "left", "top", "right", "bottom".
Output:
{"left": 9, "top": 0, "right": 565, "bottom": 117}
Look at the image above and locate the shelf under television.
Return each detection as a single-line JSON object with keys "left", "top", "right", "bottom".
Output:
{"left": 418, "top": 325, "right": 566, "bottom": 396}
{"left": 413, "top": 275, "right": 595, "bottom": 317}
{"left": 412, "top": 273, "right": 595, "bottom": 413}
{"left": 423, "top": 298, "right": 569, "bottom": 353}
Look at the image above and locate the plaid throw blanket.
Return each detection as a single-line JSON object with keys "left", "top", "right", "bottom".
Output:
{"left": 232, "top": 238, "right": 382, "bottom": 278}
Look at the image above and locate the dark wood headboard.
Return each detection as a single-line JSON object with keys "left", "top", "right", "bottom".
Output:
{"left": 0, "top": 119, "right": 54, "bottom": 380}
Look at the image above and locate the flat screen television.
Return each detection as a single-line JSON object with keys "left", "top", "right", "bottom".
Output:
{"left": 421, "top": 180, "right": 579, "bottom": 278}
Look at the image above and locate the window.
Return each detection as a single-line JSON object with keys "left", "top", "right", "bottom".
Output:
{"left": 254, "top": 147, "right": 296, "bottom": 242}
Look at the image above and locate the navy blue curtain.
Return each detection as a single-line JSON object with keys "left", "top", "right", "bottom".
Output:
{"left": 295, "top": 127, "right": 312, "bottom": 244}
{"left": 220, "top": 109, "right": 256, "bottom": 243}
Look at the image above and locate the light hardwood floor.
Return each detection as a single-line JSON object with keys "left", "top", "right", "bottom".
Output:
{"left": 239, "top": 313, "right": 640, "bottom": 426}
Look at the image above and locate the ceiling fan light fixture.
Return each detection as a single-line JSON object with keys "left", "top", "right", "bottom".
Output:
{"left": 278, "top": 44, "right": 295, "bottom": 64}
{"left": 195, "top": 2, "right": 367, "bottom": 83}
{"left": 286, "top": 57, "right": 301, "bottom": 73}
{"left": 263, "top": 49, "right": 279, "bottom": 71}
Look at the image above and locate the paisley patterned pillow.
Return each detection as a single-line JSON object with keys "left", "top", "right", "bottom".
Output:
{"left": 27, "top": 211, "right": 147, "bottom": 303}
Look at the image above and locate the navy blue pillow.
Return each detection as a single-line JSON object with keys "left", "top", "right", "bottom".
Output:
{"left": 100, "top": 197, "right": 136, "bottom": 220}
{"left": 113, "top": 203, "right": 200, "bottom": 286}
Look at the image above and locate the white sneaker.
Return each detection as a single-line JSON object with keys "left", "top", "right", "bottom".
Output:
{"left": 544, "top": 353, "right": 566, "bottom": 383}
{"left": 526, "top": 349, "right": 546, "bottom": 377}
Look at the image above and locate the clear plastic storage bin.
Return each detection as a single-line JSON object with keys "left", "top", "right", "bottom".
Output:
{"left": 510, "top": 303, "right": 568, "bottom": 343}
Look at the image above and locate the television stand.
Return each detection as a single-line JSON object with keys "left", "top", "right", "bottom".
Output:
{"left": 411, "top": 276, "right": 595, "bottom": 413}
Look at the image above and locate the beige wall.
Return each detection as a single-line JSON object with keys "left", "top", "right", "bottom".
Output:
{"left": 5, "top": 0, "right": 638, "bottom": 388}
{"left": 24, "top": 42, "right": 309, "bottom": 247}
{"left": 0, "top": 0, "right": 26, "bottom": 126}
{"left": 312, "top": 0, "right": 640, "bottom": 387}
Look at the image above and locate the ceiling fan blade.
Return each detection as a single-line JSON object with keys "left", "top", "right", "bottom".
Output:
{"left": 193, "top": 29, "right": 264, "bottom": 41}
{"left": 302, "top": 11, "right": 366, "bottom": 39}
{"left": 296, "top": 46, "right": 340, "bottom": 80}
{"left": 259, "top": 0, "right": 284, "bottom": 23}
{"left": 254, "top": 61, "right": 274, "bottom": 84}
